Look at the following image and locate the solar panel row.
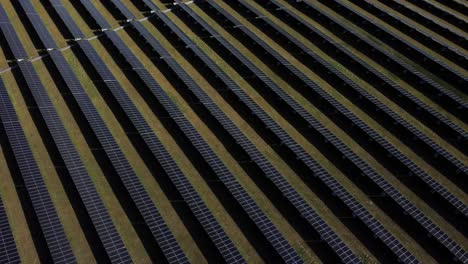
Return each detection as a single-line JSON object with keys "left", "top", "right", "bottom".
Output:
{"left": 0, "top": 178, "right": 20, "bottom": 264}
{"left": 287, "top": 0, "right": 467, "bottom": 125}
{"left": 403, "top": 0, "right": 467, "bottom": 31}
{"left": 191, "top": 1, "right": 468, "bottom": 262}
{"left": 152, "top": 4, "right": 362, "bottom": 263}
{"left": 78, "top": 1, "right": 255, "bottom": 260}
{"left": 0, "top": 5, "right": 132, "bottom": 263}
{"left": 93, "top": 1, "right": 303, "bottom": 262}
{"left": 376, "top": 0, "right": 466, "bottom": 46}
{"left": 0, "top": 7, "right": 28, "bottom": 60}
{"left": 0, "top": 6, "right": 77, "bottom": 263}
{"left": 261, "top": 0, "right": 468, "bottom": 179}
{"left": 0, "top": 201, "right": 18, "bottom": 264}
{"left": 108, "top": 22, "right": 300, "bottom": 261}
{"left": 15, "top": 1, "right": 188, "bottom": 262}
{"left": 45, "top": 2, "right": 246, "bottom": 262}
{"left": 203, "top": 0, "right": 468, "bottom": 221}
{"left": 230, "top": 1, "right": 468, "bottom": 261}
{"left": 45, "top": 0, "right": 85, "bottom": 39}
{"left": 173, "top": 2, "right": 421, "bottom": 263}
{"left": 79, "top": 38, "right": 246, "bottom": 264}
{"left": 321, "top": 0, "right": 467, "bottom": 92}
{"left": 430, "top": 0, "right": 468, "bottom": 16}
{"left": 80, "top": 0, "right": 112, "bottom": 30}
{"left": 351, "top": 0, "right": 467, "bottom": 68}
{"left": 105, "top": 0, "right": 136, "bottom": 21}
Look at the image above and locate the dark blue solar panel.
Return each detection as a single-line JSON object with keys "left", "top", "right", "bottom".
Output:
{"left": 106, "top": 0, "right": 136, "bottom": 20}
{"left": 280, "top": 0, "right": 467, "bottom": 130}
{"left": 252, "top": 0, "right": 467, "bottom": 176}
{"left": 46, "top": 0, "right": 85, "bottom": 39}
{"left": 0, "top": 6, "right": 131, "bottom": 262}
{"left": 352, "top": 0, "right": 467, "bottom": 67}
{"left": 0, "top": 77, "right": 75, "bottom": 264}
{"left": 321, "top": 0, "right": 467, "bottom": 92}
{"left": 216, "top": 0, "right": 468, "bottom": 217}
{"left": 14, "top": 1, "right": 188, "bottom": 262}
{"left": 403, "top": 0, "right": 467, "bottom": 32}
{"left": 77, "top": 39, "right": 246, "bottom": 264}
{"left": 17, "top": 0, "right": 57, "bottom": 50}
{"left": 0, "top": 191, "right": 20, "bottom": 264}
{"left": 80, "top": 0, "right": 111, "bottom": 29}
{"left": 83, "top": 1, "right": 302, "bottom": 262}
{"left": 203, "top": 1, "right": 468, "bottom": 262}
{"left": 0, "top": 6, "right": 28, "bottom": 59}
{"left": 153, "top": 6, "right": 361, "bottom": 263}
{"left": 126, "top": 19, "right": 302, "bottom": 262}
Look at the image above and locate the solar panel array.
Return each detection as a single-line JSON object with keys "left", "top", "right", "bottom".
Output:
{"left": 0, "top": 104, "right": 21, "bottom": 263}
{"left": 200, "top": 0, "right": 468, "bottom": 221}
{"left": 15, "top": 1, "right": 188, "bottom": 263}
{"left": 16, "top": 1, "right": 56, "bottom": 50}
{"left": 79, "top": 38, "right": 245, "bottom": 264}
{"left": 259, "top": 0, "right": 468, "bottom": 181}
{"left": 403, "top": 0, "right": 467, "bottom": 31}
{"left": 93, "top": 1, "right": 304, "bottom": 262}
{"left": 173, "top": 1, "right": 425, "bottom": 263}
{"left": 0, "top": 175, "right": 20, "bottom": 264}
{"left": 112, "top": 27, "right": 301, "bottom": 262}
{"left": 351, "top": 0, "right": 467, "bottom": 67}
{"left": 0, "top": 6, "right": 77, "bottom": 264}
{"left": 151, "top": 4, "right": 363, "bottom": 263}
{"left": 0, "top": 4, "right": 132, "bottom": 263}
{"left": 322, "top": 0, "right": 467, "bottom": 92}
{"left": 0, "top": 0, "right": 466, "bottom": 263}
{"left": 287, "top": 0, "right": 467, "bottom": 125}
{"left": 192, "top": 1, "right": 468, "bottom": 262}
{"left": 46, "top": 1, "right": 246, "bottom": 263}
{"left": 223, "top": 0, "right": 468, "bottom": 261}
{"left": 46, "top": 0, "right": 85, "bottom": 39}
{"left": 377, "top": 0, "right": 466, "bottom": 46}
{"left": 0, "top": 6, "right": 27, "bottom": 60}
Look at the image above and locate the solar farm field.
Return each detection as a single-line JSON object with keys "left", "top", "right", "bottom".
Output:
{"left": 0, "top": 0, "right": 466, "bottom": 263}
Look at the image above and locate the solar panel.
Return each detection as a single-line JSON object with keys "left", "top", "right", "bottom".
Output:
{"left": 353, "top": 0, "right": 466, "bottom": 67}
{"left": 254, "top": 0, "right": 467, "bottom": 177}
{"left": 177, "top": 2, "right": 421, "bottom": 263}
{"left": 45, "top": 0, "right": 85, "bottom": 39}
{"left": 0, "top": 5, "right": 28, "bottom": 59}
{"left": 122, "top": 20, "right": 302, "bottom": 262}
{"left": 138, "top": 0, "right": 159, "bottom": 12}
{"left": 379, "top": 0, "right": 466, "bottom": 46}
{"left": 78, "top": 38, "right": 245, "bottom": 264}
{"left": 0, "top": 76, "right": 75, "bottom": 264}
{"left": 0, "top": 6, "right": 131, "bottom": 262}
{"left": 215, "top": 0, "right": 467, "bottom": 217}
{"left": 84, "top": 1, "right": 302, "bottom": 261}
{"left": 152, "top": 6, "right": 361, "bottom": 263}
{"left": 106, "top": 0, "right": 136, "bottom": 21}
{"left": 222, "top": 0, "right": 467, "bottom": 261}
{"left": 80, "top": 0, "right": 111, "bottom": 30}
{"left": 404, "top": 0, "right": 467, "bottom": 30}
{"left": 322, "top": 0, "right": 467, "bottom": 92}
{"left": 48, "top": 1, "right": 245, "bottom": 260}
{"left": 280, "top": 0, "right": 467, "bottom": 125}
{"left": 0, "top": 193, "right": 20, "bottom": 264}
{"left": 17, "top": 0, "right": 57, "bottom": 50}
{"left": 13, "top": 2, "right": 189, "bottom": 262}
